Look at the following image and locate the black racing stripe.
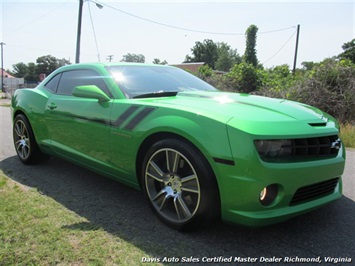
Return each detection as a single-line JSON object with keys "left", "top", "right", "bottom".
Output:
{"left": 123, "top": 107, "right": 157, "bottom": 131}
{"left": 213, "top": 157, "right": 235, "bottom": 166}
{"left": 112, "top": 105, "right": 141, "bottom": 127}
{"left": 56, "top": 113, "right": 110, "bottom": 125}
{"left": 75, "top": 116, "right": 110, "bottom": 125}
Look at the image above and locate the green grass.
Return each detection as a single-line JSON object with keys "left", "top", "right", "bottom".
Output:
{"left": 0, "top": 171, "right": 162, "bottom": 266}
{"left": 340, "top": 123, "right": 355, "bottom": 148}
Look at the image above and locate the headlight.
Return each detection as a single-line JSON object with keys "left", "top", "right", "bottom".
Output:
{"left": 254, "top": 139, "right": 292, "bottom": 159}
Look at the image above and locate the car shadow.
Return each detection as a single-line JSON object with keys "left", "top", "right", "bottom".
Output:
{"left": 1, "top": 155, "right": 354, "bottom": 261}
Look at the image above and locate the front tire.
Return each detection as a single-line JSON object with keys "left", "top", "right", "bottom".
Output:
{"left": 141, "top": 138, "right": 220, "bottom": 231}
{"left": 13, "top": 114, "right": 50, "bottom": 164}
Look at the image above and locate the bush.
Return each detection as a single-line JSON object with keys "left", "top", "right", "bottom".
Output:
{"left": 289, "top": 59, "right": 355, "bottom": 123}
{"left": 197, "top": 58, "right": 355, "bottom": 123}
{"left": 225, "top": 62, "right": 261, "bottom": 93}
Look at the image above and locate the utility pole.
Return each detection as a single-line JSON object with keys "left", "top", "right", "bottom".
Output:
{"left": 0, "top": 42, "right": 5, "bottom": 92}
{"left": 75, "top": 0, "right": 103, "bottom": 64}
{"left": 292, "top": 24, "right": 300, "bottom": 75}
{"left": 106, "top": 55, "right": 114, "bottom": 62}
{"left": 75, "top": 0, "right": 84, "bottom": 64}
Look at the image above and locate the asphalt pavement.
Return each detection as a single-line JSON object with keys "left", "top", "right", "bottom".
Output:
{"left": 0, "top": 105, "right": 354, "bottom": 265}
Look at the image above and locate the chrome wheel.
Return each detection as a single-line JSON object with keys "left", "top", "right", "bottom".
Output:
{"left": 14, "top": 119, "right": 31, "bottom": 160}
{"left": 145, "top": 148, "right": 201, "bottom": 223}
{"left": 13, "top": 114, "right": 50, "bottom": 164}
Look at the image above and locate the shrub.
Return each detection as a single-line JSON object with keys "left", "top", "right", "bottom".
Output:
{"left": 197, "top": 58, "right": 355, "bottom": 123}
{"left": 225, "top": 62, "right": 261, "bottom": 93}
{"left": 289, "top": 59, "right": 355, "bottom": 123}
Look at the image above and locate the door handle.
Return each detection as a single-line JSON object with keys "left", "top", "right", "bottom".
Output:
{"left": 48, "top": 103, "right": 57, "bottom": 110}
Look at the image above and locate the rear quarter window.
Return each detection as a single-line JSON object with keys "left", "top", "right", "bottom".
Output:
{"left": 44, "top": 73, "right": 61, "bottom": 93}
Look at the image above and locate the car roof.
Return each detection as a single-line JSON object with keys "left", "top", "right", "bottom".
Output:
{"left": 60, "top": 62, "right": 171, "bottom": 70}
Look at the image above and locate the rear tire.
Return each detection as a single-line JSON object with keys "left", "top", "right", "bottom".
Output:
{"left": 13, "top": 114, "right": 50, "bottom": 164}
{"left": 141, "top": 138, "right": 220, "bottom": 231}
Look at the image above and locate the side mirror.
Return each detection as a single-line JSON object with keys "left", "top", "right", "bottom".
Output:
{"left": 72, "top": 85, "right": 110, "bottom": 102}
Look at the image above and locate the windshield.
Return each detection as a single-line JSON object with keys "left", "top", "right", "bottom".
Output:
{"left": 106, "top": 65, "right": 218, "bottom": 98}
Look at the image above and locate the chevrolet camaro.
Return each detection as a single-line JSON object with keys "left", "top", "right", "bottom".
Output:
{"left": 11, "top": 63, "right": 346, "bottom": 230}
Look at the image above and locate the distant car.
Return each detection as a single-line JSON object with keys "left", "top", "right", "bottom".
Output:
{"left": 11, "top": 63, "right": 345, "bottom": 230}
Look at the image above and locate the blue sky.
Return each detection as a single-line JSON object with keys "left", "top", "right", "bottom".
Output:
{"left": 1, "top": 0, "right": 354, "bottom": 71}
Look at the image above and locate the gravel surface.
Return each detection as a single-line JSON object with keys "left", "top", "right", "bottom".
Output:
{"left": 1, "top": 105, "right": 354, "bottom": 265}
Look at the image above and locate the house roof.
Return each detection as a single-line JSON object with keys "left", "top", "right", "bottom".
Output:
{"left": 1, "top": 68, "right": 15, "bottom": 78}
{"left": 171, "top": 62, "right": 205, "bottom": 73}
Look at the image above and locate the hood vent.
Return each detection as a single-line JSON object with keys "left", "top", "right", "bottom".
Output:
{"left": 308, "top": 122, "right": 327, "bottom": 127}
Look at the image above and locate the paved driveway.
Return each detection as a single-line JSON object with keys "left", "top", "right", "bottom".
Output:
{"left": 1, "top": 106, "right": 354, "bottom": 264}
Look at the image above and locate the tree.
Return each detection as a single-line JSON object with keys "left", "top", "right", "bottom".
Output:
{"left": 26, "top": 63, "right": 38, "bottom": 82}
{"left": 184, "top": 39, "right": 218, "bottom": 69}
{"left": 121, "top": 53, "right": 145, "bottom": 63}
{"left": 215, "top": 42, "right": 242, "bottom": 72}
{"left": 244, "top": 25, "right": 259, "bottom": 67}
{"left": 339, "top": 38, "right": 355, "bottom": 64}
{"left": 12, "top": 62, "right": 40, "bottom": 82}
{"left": 226, "top": 62, "right": 261, "bottom": 93}
{"left": 36, "top": 55, "right": 70, "bottom": 77}
{"left": 152, "top": 58, "right": 168, "bottom": 65}
{"left": 12, "top": 62, "right": 28, "bottom": 78}
{"left": 301, "top": 61, "right": 318, "bottom": 71}
{"left": 11, "top": 55, "right": 70, "bottom": 82}
{"left": 258, "top": 64, "right": 297, "bottom": 92}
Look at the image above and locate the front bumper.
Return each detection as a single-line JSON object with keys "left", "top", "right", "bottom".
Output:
{"left": 213, "top": 128, "right": 346, "bottom": 227}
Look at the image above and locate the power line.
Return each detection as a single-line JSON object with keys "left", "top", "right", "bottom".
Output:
{"left": 3, "top": 1, "right": 71, "bottom": 38}
{"left": 262, "top": 28, "right": 297, "bottom": 65}
{"left": 87, "top": 1, "right": 101, "bottom": 62}
{"left": 95, "top": 0, "right": 296, "bottom": 36}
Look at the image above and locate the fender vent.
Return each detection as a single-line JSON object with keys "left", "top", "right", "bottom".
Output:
{"left": 308, "top": 122, "right": 327, "bottom": 127}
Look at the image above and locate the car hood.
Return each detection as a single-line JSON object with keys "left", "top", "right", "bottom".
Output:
{"left": 138, "top": 91, "right": 337, "bottom": 136}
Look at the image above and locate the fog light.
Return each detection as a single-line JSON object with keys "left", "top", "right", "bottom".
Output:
{"left": 259, "top": 184, "right": 278, "bottom": 206}
{"left": 260, "top": 188, "right": 267, "bottom": 201}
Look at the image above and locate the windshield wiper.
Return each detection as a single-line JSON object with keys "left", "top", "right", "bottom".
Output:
{"left": 133, "top": 91, "right": 178, "bottom": 99}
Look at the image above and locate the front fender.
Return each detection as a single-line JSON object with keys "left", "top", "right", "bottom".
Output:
{"left": 137, "top": 111, "right": 234, "bottom": 165}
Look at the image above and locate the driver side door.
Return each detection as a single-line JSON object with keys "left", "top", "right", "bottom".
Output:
{"left": 44, "top": 69, "right": 113, "bottom": 168}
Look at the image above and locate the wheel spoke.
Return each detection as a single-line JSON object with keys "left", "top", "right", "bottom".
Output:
{"left": 181, "top": 174, "right": 197, "bottom": 183}
{"left": 152, "top": 188, "right": 166, "bottom": 201}
{"left": 152, "top": 188, "right": 170, "bottom": 211}
{"left": 171, "top": 152, "right": 180, "bottom": 173}
{"left": 174, "top": 195, "right": 192, "bottom": 220}
{"left": 14, "top": 122, "right": 23, "bottom": 138}
{"left": 14, "top": 120, "right": 30, "bottom": 160}
{"left": 145, "top": 146, "right": 201, "bottom": 224}
{"left": 149, "top": 161, "right": 164, "bottom": 177}
{"left": 181, "top": 187, "right": 199, "bottom": 194}
{"left": 166, "top": 150, "right": 180, "bottom": 173}
{"left": 15, "top": 140, "right": 22, "bottom": 148}
{"left": 22, "top": 146, "right": 29, "bottom": 159}
{"left": 147, "top": 171, "right": 164, "bottom": 183}
{"left": 181, "top": 174, "right": 199, "bottom": 194}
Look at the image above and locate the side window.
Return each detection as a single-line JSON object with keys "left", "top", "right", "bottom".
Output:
{"left": 44, "top": 73, "right": 61, "bottom": 93}
{"left": 57, "top": 69, "right": 112, "bottom": 97}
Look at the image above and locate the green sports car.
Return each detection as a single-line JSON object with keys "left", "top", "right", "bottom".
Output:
{"left": 11, "top": 63, "right": 345, "bottom": 230}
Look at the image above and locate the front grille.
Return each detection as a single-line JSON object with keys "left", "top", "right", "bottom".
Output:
{"left": 290, "top": 135, "right": 340, "bottom": 158}
{"left": 256, "top": 135, "right": 341, "bottom": 162}
{"left": 290, "top": 177, "right": 339, "bottom": 206}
